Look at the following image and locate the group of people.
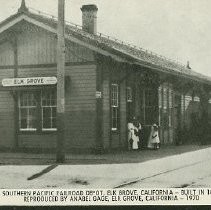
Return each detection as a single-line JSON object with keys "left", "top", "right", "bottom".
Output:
{"left": 127, "top": 117, "right": 160, "bottom": 151}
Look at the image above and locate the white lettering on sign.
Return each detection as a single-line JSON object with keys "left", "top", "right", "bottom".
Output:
{"left": 2, "top": 77, "right": 57, "bottom": 87}
{"left": 96, "top": 91, "right": 102, "bottom": 99}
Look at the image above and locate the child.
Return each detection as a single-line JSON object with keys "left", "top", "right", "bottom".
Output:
{"left": 148, "top": 124, "right": 160, "bottom": 150}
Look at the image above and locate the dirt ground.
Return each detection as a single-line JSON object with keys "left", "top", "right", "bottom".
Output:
{"left": 0, "top": 144, "right": 210, "bottom": 165}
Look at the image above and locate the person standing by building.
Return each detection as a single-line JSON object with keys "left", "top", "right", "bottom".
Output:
{"left": 127, "top": 118, "right": 134, "bottom": 151}
{"left": 148, "top": 123, "right": 160, "bottom": 150}
{"left": 128, "top": 116, "right": 141, "bottom": 150}
{"left": 132, "top": 117, "right": 141, "bottom": 150}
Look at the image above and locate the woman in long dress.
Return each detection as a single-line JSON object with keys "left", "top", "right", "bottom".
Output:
{"left": 128, "top": 121, "right": 134, "bottom": 150}
{"left": 148, "top": 124, "right": 160, "bottom": 150}
{"left": 128, "top": 117, "right": 140, "bottom": 150}
{"left": 132, "top": 126, "right": 139, "bottom": 150}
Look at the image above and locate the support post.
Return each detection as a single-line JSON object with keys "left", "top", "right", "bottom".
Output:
{"left": 167, "top": 83, "right": 170, "bottom": 143}
{"left": 199, "top": 85, "right": 210, "bottom": 144}
{"left": 56, "top": 0, "right": 66, "bottom": 163}
{"left": 13, "top": 37, "right": 19, "bottom": 149}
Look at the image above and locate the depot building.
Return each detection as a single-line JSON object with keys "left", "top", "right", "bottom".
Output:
{"left": 0, "top": 1, "right": 210, "bottom": 152}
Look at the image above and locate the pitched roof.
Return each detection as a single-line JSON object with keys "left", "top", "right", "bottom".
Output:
{"left": 0, "top": 7, "right": 211, "bottom": 85}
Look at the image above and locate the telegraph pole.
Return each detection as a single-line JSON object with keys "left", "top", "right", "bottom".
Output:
{"left": 56, "top": 0, "right": 66, "bottom": 163}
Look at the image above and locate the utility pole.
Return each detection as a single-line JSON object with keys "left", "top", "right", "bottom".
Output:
{"left": 56, "top": 0, "right": 66, "bottom": 163}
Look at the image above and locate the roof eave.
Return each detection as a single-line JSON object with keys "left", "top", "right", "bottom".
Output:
{"left": 0, "top": 10, "right": 210, "bottom": 86}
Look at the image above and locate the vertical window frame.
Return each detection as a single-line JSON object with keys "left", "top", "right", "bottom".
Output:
{"left": 126, "top": 87, "right": 133, "bottom": 103}
{"left": 111, "top": 83, "right": 119, "bottom": 131}
{"left": 18, "top": 91, "right": 38, "bottom": 131}
{"left": 41, "top": 89, "right": 57, "bottom": 131}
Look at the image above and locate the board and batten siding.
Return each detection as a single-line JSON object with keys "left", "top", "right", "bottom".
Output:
{"left": 18, "top": 67, "right": 57, "bottom": 78}
{"left": 0, "top": 42, "right": 14, "bottom": 66}
{"left": 17, "top": 28, "right": 57, "bottom": 65}
{"left": 17, "top": 23, "right": 94, "bottom": 65}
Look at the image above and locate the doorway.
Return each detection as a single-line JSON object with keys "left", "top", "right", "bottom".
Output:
{"left": 174, "top": 94, "right": 182, "bottom": 144}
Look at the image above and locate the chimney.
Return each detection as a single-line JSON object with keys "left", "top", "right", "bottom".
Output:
{"left": 81, "top": 4, "right": 98, "bottom": 34}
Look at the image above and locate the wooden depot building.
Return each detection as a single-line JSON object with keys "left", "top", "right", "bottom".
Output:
{"left": 0, "top": 1, "right": 210, "bottom": 152}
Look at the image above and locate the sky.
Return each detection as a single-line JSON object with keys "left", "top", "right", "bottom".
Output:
{"left": 0, "top": 0, "right": 211, "bottom": 76}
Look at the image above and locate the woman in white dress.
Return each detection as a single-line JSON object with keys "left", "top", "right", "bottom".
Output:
{"left": 132, "top": 125, "right": 139, "bottom": 150}
{"left": 148, "top": 124, "right": 160, "bottom": 150}
{"left": 128, "top": 117, "right": 141, "bottom": 150}
{"left": 128, "top": 121, "right": 134, "bottom": 150}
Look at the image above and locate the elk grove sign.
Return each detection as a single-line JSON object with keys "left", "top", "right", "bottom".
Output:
{"left": 2, "top": 77, "right": 57, "bottom": 87}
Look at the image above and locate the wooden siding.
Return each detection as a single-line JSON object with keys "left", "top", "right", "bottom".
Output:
{"left": 0, "top": 42, "right": 14, "bottom": 66}
{"left": 16, "top": 22, "right": 94, "bottom": 65}
{"left": 0, "top": 91, "right": 15, "bottom": 148}
{"left": 102, "top": 66, "right": 110, "bottom": 149}
{"left": 65, "top": 65, "right": 96, "bottom": 149}
{"left": 0, "top": 69, "right": 14, "bottom": 87}
{"left": 16, "top": 64, "right": 97, "bottom": 150}
{"left": 65, "top": 41, "right": 94, "bottom": 63}
{"left": 111, "top": 134, "right": 119, "bottom": 148}
{"left": 18, "top": 67, "right": 57, "bottom": 77}
{"left": 19, "top": 134, "right": 56, "bottom": 149}
{"left": 17, "top": 66, "right": 57, "bottom": 149}
{"left": 64, "top": 111, "right": 96, "bottom": 149}
{"left": 119, "top": 70, "right": 127, "bottom": 149}
{"left": 17, "top": 29, "right": 57, "bottom": 65}
{"left": 0, "top": 22, "right": 96, "bottom": 150}
{"left": 101, "top": 61, "right": 128, "bottom": 150}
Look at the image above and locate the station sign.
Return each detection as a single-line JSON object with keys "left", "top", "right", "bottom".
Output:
{"left": 2, "top": 77, "right": 57, "bottom": 87}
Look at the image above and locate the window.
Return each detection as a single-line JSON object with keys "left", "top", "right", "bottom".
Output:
{"left": 159, "top": 84, "right": 174, "bottom": 129}
{"left": 163, "top": 87, "right": 168, "bottom": 109}
{"left": 19, "top": 92, "right": 37, "bottom": 131}
{"left": 111, "top": 84, "right": 119, "bottom": 131}
{"left": 18, "top": 89, "right": 57, "bottom": 132}
{"left": 126, "top": 87, "right": 132, "bottom": 102}
{"left": 41, "top": 90, "right": 57, "bottom": 131}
